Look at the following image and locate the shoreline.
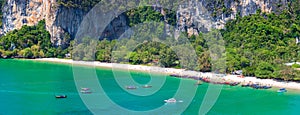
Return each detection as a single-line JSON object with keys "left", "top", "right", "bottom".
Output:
{"left": 29, "top": 58, "right": 300, "bottom": 91}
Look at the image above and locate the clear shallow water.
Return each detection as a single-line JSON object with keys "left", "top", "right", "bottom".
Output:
{"left": 0, "top": 59, "right": 300, "bottom": 115}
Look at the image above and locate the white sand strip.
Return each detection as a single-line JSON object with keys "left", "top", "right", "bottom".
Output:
{"left": 32, "top": 58, "right": 300, "bottom": 90}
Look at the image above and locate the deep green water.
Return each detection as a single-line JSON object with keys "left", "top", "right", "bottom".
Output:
{"left": 0, "top": 59, "right": 300, "bottom": 115}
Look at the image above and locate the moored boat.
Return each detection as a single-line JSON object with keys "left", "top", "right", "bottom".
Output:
{"left": 262, "top": 86, "right": 272, "bottom": 89}
{"left": 250, "top": 84, "right": 272, "bottom": 89}
{"left": 277, "top": 88, "right": 287, "bottom": 93}
{"left": 55, "top": 95, "right": 67, "bottom": 98}
{"left": 126, "top": 86, "right": 137, "bottom": 89}
{"left": 81, "top": 88, "right": 90, "bottom": 91}
{"left": 241, "top": 84, "right": 250, "bottom": 87}
{"left": 250, "top": 84, "right": 260, "bottom": 89}
{"left": 202, "top": 78, "right": 210, "bottom": 83}
{"left": 142, "top": 85, "right": 152, "bottom": 88}
{"left": 224, "top": 81, "right": 230, "bottom": 85}
{"left": 170, "top": 74, "right": 180, "bottom": 77}
{"left": 229, "top": 82, "right": 240, "bottom": 86}
{"left": 80, "top": 87, "right": 92, "bottom": 94}
{"left": 81, "top": 90, "right": 92, "bottom": 94}
{"left": 164, "top": 98, "right": 176, "bottom": 103}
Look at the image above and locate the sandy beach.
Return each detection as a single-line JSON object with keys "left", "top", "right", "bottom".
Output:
{"left": 33, "top": 58, "right": 300, "bottom": 90}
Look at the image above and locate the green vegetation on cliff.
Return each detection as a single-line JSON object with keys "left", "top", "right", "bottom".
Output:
{"left": 0, "top": 20, "right": 68, "bottom": 58}
{"left": 126, "top": 6, "right": 176, "bottom": 26}
{"left": 57, "top": 0, "right": 101, "bottom": 11}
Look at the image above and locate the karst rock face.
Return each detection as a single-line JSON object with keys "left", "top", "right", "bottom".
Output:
{"left": 0, "top": 0, "right": 289, "bottom": 45}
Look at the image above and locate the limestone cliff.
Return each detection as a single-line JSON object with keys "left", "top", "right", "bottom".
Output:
{"left": 0, "top": 0, "right": 291, "bottom": 45}
{"left": 2, "top": 0, "right": 59, "bottom": 43}
{"left": 177, "top": 0, "right": 289, "bottom": 36}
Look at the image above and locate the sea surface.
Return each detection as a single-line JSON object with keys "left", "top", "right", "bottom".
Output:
{"left": 0, "top": 59, "right": 300, "bottom": 115}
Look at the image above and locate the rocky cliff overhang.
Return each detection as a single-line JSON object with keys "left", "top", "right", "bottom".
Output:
{"left": 0, "top": 0, "right": 289, "bottom": 45}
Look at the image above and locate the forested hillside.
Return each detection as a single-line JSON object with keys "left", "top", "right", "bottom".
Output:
{"left": 91, "top": 5, "right": 300, "bottom": 80}
{"left": 221, "top": 1, "right": 300, "bottom": 80}
{"left": 222, "top": 12, "right": 300, "bottom": 79}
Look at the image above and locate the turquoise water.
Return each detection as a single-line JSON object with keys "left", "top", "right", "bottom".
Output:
{"left": 0, "top": 59, "right": 300, "bottom": 114}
